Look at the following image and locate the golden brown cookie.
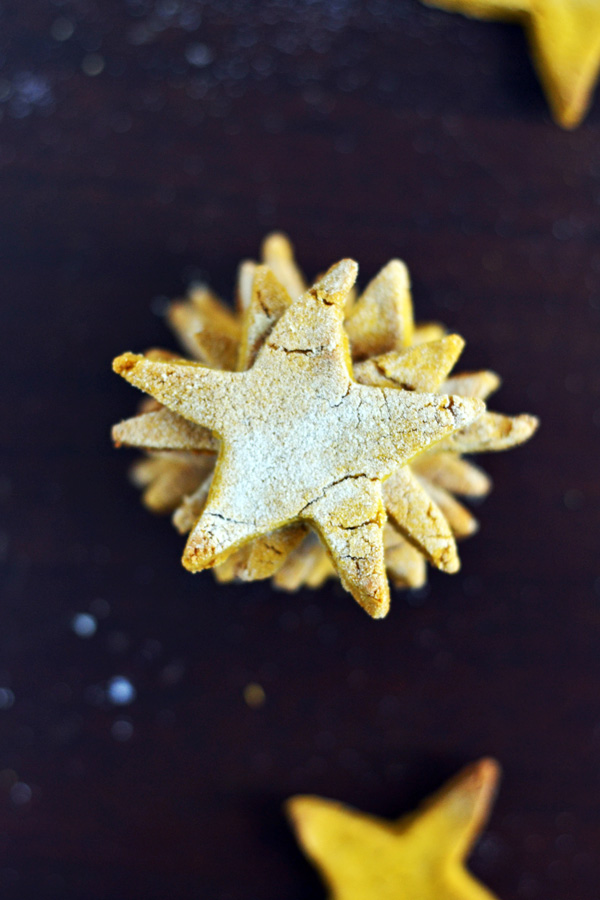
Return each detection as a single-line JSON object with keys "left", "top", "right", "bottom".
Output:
{"left": 423, "top": 0, "right": 600, "bottom": 128}
{"left": 287, "top": 758, "right": 502, "bottom": 900}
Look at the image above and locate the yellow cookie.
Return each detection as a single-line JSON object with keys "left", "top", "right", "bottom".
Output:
{"left": 287, "top": 758, "right": 501, "bottom": 900}
{"left": 423, "top": 0, "right": 600, "bottom": 128}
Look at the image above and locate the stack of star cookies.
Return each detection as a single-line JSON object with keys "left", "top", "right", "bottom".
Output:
{"left": 112, "top": 234, "right": 537, "bottom": 618}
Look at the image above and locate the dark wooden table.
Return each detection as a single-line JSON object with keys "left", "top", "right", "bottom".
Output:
{"left": 2, "top": 1, "right": 600, "bottom": 897}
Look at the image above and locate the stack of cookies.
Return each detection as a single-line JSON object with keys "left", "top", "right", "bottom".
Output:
{"left": 112, "top": 234, "right": 537, "bottom": 618}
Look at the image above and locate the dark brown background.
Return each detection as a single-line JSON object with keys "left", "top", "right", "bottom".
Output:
{"left": 1, "top": 1, "right": 600, "bottom": 898}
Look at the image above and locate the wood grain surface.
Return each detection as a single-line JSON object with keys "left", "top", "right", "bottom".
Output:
{"left": 1, "top": 1, "right": 600, "bottom": 898}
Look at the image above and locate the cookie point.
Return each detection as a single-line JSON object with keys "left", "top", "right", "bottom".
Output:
{"left": 469, "top": 757, "right": 502, "bottom": 790}
{"left": 446, "top": 332, "right": 466, "bottom": 355}
{"left": 262, "top": 231, "right": 294, "bottom": 259}
{"left": 472, "top": 396, "right": 486, "bottom": 417}
{"left": 329, "top": 257, "right": 358, "bottom": 281}
{"left": 339, "top": 257, "right": 359, "bottom": 280}
{"left": 371, "top": 605, "right": 389, "bottom": 620}
{"left": 314, "top": 258, "right": 359, "bottom": 307}
{"left": 113, "top": 352, "right": 141, "bottom": 375}
{"left": 521, "top": 414, "right": 540, "bottom": 437}
{"left": 469, "top": 396, "right": 486, "bottom": 423}
{"left": 181, "top": 544, "right": 206, "bottom": 572}
{"left": 285, "top": 795, "right": 308, "bottom": 822}
{"left": 382, "top": 257, "right": 410, "bottom": 285}
{"left": 111, "top": 422, "right": 124, "bottom": 446}
{"left": 364, "top": 593, "right": 390, "bottom": 620}
{"left": 447, "top": 394, "right": 486, "bottom": 427}
{"left": 465, "top": 516, "right": 479, "bottom": 537}
{"left": 441, "top": 552, "right": 460, "bottom": 574}
{"left": 182, "top": 529, "right": 220, "bottom": 571}
{"left": 554, "top": 102, "right": 583, "bottom": 131}
{"left": 485, "top": 371, "right": 502, "bottom": 395}
{"left": 286, "top": 794, "right": 332, "bottom": 827}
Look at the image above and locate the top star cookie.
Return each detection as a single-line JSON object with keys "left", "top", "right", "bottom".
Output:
{"left": 423, "top": 0, "right": 600, "bottom": 128}
{"left": 113, "top": 260, "right": 483, "bottom": 618}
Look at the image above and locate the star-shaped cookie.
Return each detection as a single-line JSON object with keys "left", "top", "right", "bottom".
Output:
{"left": 114, "top": 261, "right": 483, "bottom": 617}
{"left": 287, "top": 758, "right": 501, "bottom": 900}
{"left": 423, "top": 0, "right": 600, "bottom": 128}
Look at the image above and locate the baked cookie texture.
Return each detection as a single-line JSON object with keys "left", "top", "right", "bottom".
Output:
{"left": 422, "top": 0, "right": 600, "bottom": 129}
{"left": 112, "top": 234, "right": 538, "bottom": 618}
{"left": 287, "top": 758, "right": 502, "bottom": 900}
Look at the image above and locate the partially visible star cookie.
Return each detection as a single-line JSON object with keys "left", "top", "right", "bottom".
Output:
{"left": 114, "top": 260, "right": 483, "bottom": 618}
{"left": 287, "top": 758, "right": 502, "bottom": 900}
{"left": 423, "top": 0, "right": 600, "bottom": 128}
